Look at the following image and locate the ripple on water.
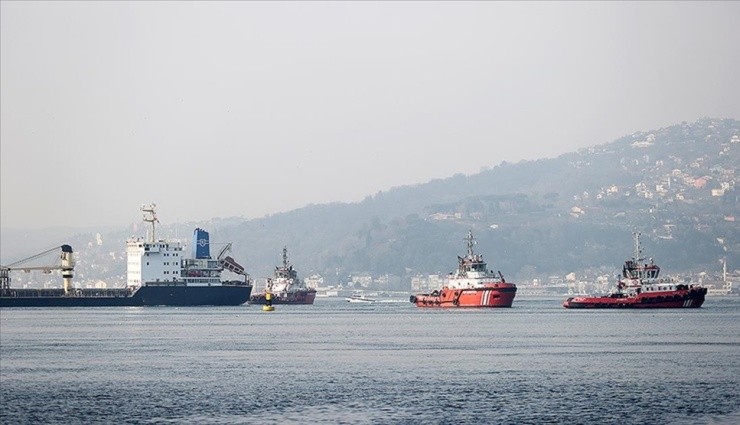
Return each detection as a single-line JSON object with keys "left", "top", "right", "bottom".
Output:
{"left": 1, "top": 299, "right": 739, "bottom": 424}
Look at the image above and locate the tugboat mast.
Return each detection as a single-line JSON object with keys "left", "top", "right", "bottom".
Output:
{"left": 633, "top": 231, "right": 643, "bottom": 262}
{"left": 465, "top": 230, "right": 477, "bottom": 257}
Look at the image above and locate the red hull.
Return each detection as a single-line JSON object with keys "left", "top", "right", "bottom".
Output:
{"left": 250, "top": 290, "right": 316, "bottom": 305}
{"left": 563, "top": 287, "right": 707, "bottom": 309}
{"left": 411, "top": 284, "right": 517, "bottom": 308}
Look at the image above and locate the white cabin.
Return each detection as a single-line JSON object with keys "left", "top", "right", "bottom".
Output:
{"left": 126, "top": 238, "right": 183, "bottom": 288}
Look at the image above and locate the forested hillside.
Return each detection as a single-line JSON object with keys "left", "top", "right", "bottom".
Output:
{"left": 2, "top": 118, "right": 737, "bottom": 287}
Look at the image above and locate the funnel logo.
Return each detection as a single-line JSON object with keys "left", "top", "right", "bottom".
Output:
{"left": 198, "top": 239, "right": 208, "bottom": 247}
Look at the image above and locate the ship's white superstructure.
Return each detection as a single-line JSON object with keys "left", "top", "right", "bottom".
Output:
{"left": 126, "top": 239, "right": 183, "bottom": 288}
{"left": 266, "top": 246, "right": 304, "bottom": 294}
{"left": 126, "top": 204, "right": 247, "bottom": 288}
{"left": 446, "top": 230, "right": 507, "bottom": 290}
{"left": 126, "top": 204, "right": 184, "bottom": 288}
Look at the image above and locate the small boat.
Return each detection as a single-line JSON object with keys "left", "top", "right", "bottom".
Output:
{"left": 563, "top": 232, "right": 707, "bottom": 309}
{"left": 410, "top": 230, "right": 517, "bottom": 308}
{"left": 346, "top": 293, "right": 376, "bottom": 303}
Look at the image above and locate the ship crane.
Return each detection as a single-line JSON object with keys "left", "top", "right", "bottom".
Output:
{"left": 215, "top": 242, "right": 250, "bottom": 282}
{"left": 0, "top": 245, "right": 75, "bottom": 294}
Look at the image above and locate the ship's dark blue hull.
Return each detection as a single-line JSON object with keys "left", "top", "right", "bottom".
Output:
{"left": 0, "top": 284, "right": 252, "bottom": 307}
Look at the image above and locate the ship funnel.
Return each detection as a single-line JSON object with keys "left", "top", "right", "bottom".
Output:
{"left": 193, "top": 228, "right": 211, "bottom": 259}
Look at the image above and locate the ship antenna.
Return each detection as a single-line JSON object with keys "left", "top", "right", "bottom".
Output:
{"left": 633, "top": 231, "right": 643, "bottom": 262}
{"left": 282, "top": 246, "right": 289, "bottom": 268}
{"left": 465, "top": 230, "right": 476, "bottom": 257}
{"left": 141, "top": 203, "right": 159, "bottom": 243}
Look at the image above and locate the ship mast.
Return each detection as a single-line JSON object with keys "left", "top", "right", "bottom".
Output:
{"left": 142, "top": 204, "right": 159, "bottom": 243}
{"left": 632, "top": 231, "right": 643, "bottom": 262}
{"left": 465, "top": 230, "right": 477, "bottom": 257}
{"left": 282, "top": 246, "right": 289, "bottom": 268}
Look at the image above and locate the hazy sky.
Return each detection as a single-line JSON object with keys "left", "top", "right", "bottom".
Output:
{"left": 2, "top": 2, "right": 738, "bottom": 229}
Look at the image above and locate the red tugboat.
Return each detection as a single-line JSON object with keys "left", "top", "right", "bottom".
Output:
{"left": 563, "top": 232, "right": 707, "bottom": 309}
{"left": 410, "top": 230, "right": 517, "bottom": 308}
{"left": 249, "top": 246, "right": 316, "bottom": 305}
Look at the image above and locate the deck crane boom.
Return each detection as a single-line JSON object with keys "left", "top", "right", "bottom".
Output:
{"left": 216, "top": 243, "right": 232, "bottom": 262}
{"left": 0, "top": 245, "right": 75, "bottom": 294}
{"left": 215, "top": 242, "right": 249, "bottom": 279}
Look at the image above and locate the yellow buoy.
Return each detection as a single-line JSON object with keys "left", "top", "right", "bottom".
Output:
{"left": 262, "top": 291, "right": 275, "bottom": 312}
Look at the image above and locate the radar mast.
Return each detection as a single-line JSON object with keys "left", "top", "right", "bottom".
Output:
{"left": 632, "top": 231, "right": 643, "bottom": 262}
{"left": 141, "top": 204, "right": 159, "bottom": 243}
{"left": 465, "top": 230, "right": 477, "bottom": 257}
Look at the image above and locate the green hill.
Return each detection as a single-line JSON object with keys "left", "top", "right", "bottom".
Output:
{"left": 3, "top": 118, "right": 737, "bottom": 288}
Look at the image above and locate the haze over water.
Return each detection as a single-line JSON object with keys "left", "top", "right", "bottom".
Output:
{"left": 1, "top": 297, "right": 738, "bottom": 424}
{"left": 2, "top": 2, "right": 739, "bottom": 230}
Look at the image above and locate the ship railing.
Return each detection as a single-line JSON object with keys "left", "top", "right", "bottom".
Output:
{"left": 222, "top": 279, "right": 252, "bottom": 287}
{"left": 1, "top": 287, "right": 132, "bottom": 298}
{"left": 144, "top": 280, "right": 188, "bottom": 287}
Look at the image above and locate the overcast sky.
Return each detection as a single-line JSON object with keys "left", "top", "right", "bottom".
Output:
{"left": 1, "top": 2, "right": 738, "bottom": 229}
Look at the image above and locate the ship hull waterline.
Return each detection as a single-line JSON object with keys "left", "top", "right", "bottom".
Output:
{"left": 0, "top": 284, "right": 252, "bottom": 307}
{"left": 249, "top": 290, "right": 316, "bottom": 305}
{"left": 563, "top": 287, "right": 707, "bottom": 309}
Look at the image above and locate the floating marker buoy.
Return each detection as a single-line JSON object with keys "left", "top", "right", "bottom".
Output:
{"left": 262, "top": 291, "right": 275, "bottom": 312}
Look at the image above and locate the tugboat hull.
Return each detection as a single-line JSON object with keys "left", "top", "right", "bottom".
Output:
{"left": 562, "top": 232, "right": 708, "bottom": 310}
{"left": 250, "top": 289, "right": 316, "bottom": 305}
{"left": 563, "top": 286, "right": 707, "bottom": 309}
{"left": 410, "top": 284, "right": 517, "bottom": 308}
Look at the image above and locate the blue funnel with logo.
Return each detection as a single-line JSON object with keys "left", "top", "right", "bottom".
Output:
{"left": 193, "top": 228, "right": 210, "bottom": 259}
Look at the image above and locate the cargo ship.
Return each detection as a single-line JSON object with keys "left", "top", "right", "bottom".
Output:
{"left": 0, "top": 204, "right": 253, "bottom": 307}
{"left": 410, "top": 230, "right": 517, "bottom": 308}
{"left": 249, "top": 246, "right": 316, "bottom": 305}
{"left": 563, "top": 232, "right": 707, "bottom": 309}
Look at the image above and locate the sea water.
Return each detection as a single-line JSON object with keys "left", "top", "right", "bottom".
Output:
{"left": 1, "top": 297, "right": 738, "bottom": 424}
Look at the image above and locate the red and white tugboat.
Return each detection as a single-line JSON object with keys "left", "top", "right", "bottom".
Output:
{"left": 249, "top": 246, "right": 316, "bottom": 305}
{"left": 410, "top": 230, "right": 517, "bottom": 308}
{"left": 563, "top": 232, "right": 707, "bottom": 309}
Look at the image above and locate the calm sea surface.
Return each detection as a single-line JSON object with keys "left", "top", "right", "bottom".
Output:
{"left": 1, "top": 296, "right": 738, "bottom": 424}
